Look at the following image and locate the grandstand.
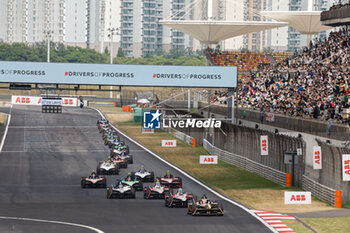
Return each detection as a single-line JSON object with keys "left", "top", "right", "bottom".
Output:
{"left": 207, "top": 51, "right": 291, "bottom": 71}
{"left": 205, "top": 11, "right": 350, "bottom": 126}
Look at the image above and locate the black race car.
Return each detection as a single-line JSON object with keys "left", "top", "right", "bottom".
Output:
{"left": 81, "top": 174, "right": 107, "bottom": 188}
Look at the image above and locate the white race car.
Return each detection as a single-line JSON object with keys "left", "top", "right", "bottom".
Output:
{"left": 143, "top": 184, "right": 170, "bottom": 199}
{"left": 97, "top": 161, "right": 119, "bottom": 175}
{"left": 132, "top": 170, "right": 154, "bottom": 182}
{"left": 106, "top": 184, "right": 135, "bottom": 199}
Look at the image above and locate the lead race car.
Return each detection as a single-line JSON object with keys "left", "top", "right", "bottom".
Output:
{"left": 165, "top": 188, "right": 195, "bottom": 208}
{"left": 158, "top": 170, "right": 182, "bottom": 188}
{"left": 81, "top": 171, "right": 107, "bottom": 188}
{"left": 187, "top": 194, "right": 224, "bottom": 216}
{"left": 106, "top": 181, "right": 135, "bottom": 199}
{"left": 97, "top": 118, "right": 109, "bottom": 125}
{"left": 118, "top": 173, "right": 143, "bottom": 191}
{"left": 144, "top": 180, "right": 170, "bottom": 199}
{"left": 131, "top": 165, "right": 154, "bottom": 182}
{"left": 97, "top": 158, "right": 119, "bottom": 175}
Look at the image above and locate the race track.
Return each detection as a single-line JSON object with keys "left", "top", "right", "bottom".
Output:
{"left": 0, "top": 106, "right": 272, "bottom": 233}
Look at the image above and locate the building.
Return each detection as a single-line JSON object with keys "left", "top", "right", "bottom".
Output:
{"left": 243, "top": 0, "right": 267, "bottom": 51}
{"left": 265, "top": 0, "right": 332, "bottom": 52}
{"left": 119, "top": 0, "right": 193, "bottom": 57}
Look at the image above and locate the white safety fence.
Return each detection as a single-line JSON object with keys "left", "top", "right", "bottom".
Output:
{"left": 302, "top": 175, "right": 336, "bottom": 206}
{"left": 203, "top": 139, "right": 286, "bottom": 186}
{"left": 163, "top": 127, "right": 194, "bottom": 146}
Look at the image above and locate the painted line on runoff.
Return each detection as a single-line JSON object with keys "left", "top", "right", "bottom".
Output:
{"left": 91, "top": 107, "right": 277, "bottom": 233}
{"left": 0, "top": 105, "right": 12, "bottom": 153}
{"left": 0, "top": 216, "right": 104, "bottom": 233}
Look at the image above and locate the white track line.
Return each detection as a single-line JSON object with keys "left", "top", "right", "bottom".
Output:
{"left": 0, "top": 216, "right": 104, "bottom": 233}
{"left": 90, "top": 107, "right": 278, "bottom": 233}
{"left": 0, "top": 105, "right": 12, "bottom": 153}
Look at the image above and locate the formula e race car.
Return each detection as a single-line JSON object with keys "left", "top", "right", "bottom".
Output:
{"left": 97, "top": 118, "right": 109, "bottom": 125}
{"left": 106, "top": 137, "right": 121, "bottom": 148}
{"left": 131, "top": 169, "right": 154, "bottom": 182}
{"left": 102, "top": 130, "right": 117, "bottom": 140}
{"left": 187, "top": 195, "right": 224, "bottom": 216}
{"left": 97, "top": 160, "right": 119, "bottom": 175}
{"left": 143, "top": 183, "right": 170, "bottom": 199}
{"left": 110, "top": 142, "right": 129, "bottom": 156}
{"left": 104, "top": 135, "right": 120, "bottom": 147}
{"left": 99, "top": 124, "right": 110, "bottom": 133}
{"left": 164, "top": 189, "right": 195, "bottom": 208}
{"left": 106, "top": 183, "right": 135, "bottom": 199}
{"left": 111, "top": 156, "right": 128, "bottom": 168}
{"left": 81, "top": 174, "right": 107, "bottom": 188}
{"left": 159, "top": 174, "right": 182, "bottom": 188}
{"left": 119, "top": 176, "right": 143, "bottom": 191}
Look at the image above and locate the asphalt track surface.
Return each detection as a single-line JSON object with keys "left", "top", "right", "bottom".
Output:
{"left": 0, "top": 105, "right": 271, "bottom": 233}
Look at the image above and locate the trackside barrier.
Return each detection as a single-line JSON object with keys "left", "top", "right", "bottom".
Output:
{"left": 203, "top": 139, "right": 286, "bottom": 186}
{"left": 163, "top": 128, "right": 194, "bottom": 147}
{"left": 122, "top": 105, "right": 132, "bottom": 112}
{"left": 335, "top": 190, "right": 342, "bottom": 208}
{"left": 285, "top": 173, "right": 292, "bottom": 187}
{"left": 302, "top": 175, "right": 339, "bottom": 207}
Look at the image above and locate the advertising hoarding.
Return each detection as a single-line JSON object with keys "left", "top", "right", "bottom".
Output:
{"left": 0, "top": 61, "right": 237, "bottom": 88}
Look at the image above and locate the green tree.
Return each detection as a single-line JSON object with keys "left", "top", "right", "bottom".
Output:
{"left": 117, "top": 47, "right": 125, "bottom": 57}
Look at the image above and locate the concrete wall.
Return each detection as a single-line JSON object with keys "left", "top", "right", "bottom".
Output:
{"left": 198, "top": 102, "right": 350, "bottom": 141}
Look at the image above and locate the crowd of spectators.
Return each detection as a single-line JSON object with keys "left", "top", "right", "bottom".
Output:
{"left": 210, "top": 90, "right": 229, "bottom": 104}
{"left": 329, "top": 0, "right": 350, "bottom": 11}
{"left": 211, "top": 27, "right": 350, "bottom": 125}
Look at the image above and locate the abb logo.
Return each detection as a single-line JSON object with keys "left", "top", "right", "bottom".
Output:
{"left": 261, "top": 140, "right": 267, "bottom": 151}
{"left": 344, "top": 160, "right": 350, "bottom": 175}
{"left": 15, "top": 97, "right": 31, "bottom": 104}
{"left": 290, "top": 195, "right": 306, "bottom": 201}
{"left": 285, "top": 191, "right": 311, "bottom": 204}
{"left": 162, "top": 140, "right": 176, "bottom": 147}
{"left": 62, "top": 99, "right": 74, "bottom": 105}
{"left": 204, "top": 157, "right": 214, "bottom": 162}
{"left": 260, "top": 135, "right": 268, "bottom": 155}
{"left": 200, "top": 155, "right": 218, "bottom": 164}
{"left": 314, "top": 151, "right": 321, "bottom": 165}
{"left": 313, "top": 146, "right": 322, "bottom": 169}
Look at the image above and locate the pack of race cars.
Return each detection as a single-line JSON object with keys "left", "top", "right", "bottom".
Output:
{"left": 81, "top": 118, "right": 224, "bottom": 216}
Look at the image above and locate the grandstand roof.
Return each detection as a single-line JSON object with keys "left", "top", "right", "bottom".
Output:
{"left": 159, "top": 20, "right": 288, "bottom": 44}
{"left": 260, "top": 11, "right": 332, "bottom": 34}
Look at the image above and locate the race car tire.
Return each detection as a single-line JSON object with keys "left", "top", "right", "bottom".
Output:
{"left": 131, "top": 187, "right": 136, "bottom": 198}
{"left": 130, "top": 172, "right": 135, "bottom": 180}
{"left": 114, "top": 166, "right": 119, "bottom": 175}
{"left": 164, "top": 196, "right": 170, "bottom": 206}
{"left": 178, "top": 178, "right": 183, "bottom": 188}
{"left": 138, "top": 180, "right": 143, "bottom": 190}
{"left": 81, "top": 180, "right": 86, "bottom": 189}
{"left": 128, "top": 155, "right": 133, "bottom": 164}
{"left": 143, "top": 189, "right": 148, "bottom": 199}
{"left": 149, "top": 172, "right": 155, "bottom": 182}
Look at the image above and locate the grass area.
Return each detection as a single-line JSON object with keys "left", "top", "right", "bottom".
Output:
{"left": 282, "top": 220, "right": 314, "bottom": 233}
{"left": 302, "top": 216, "right": 350, "bottom": 233}
{"left": 0, "top": 113, "right": 7, "bottom": 125}
{"left": 101, "top": 110, "right": 334, "bottom": 213}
